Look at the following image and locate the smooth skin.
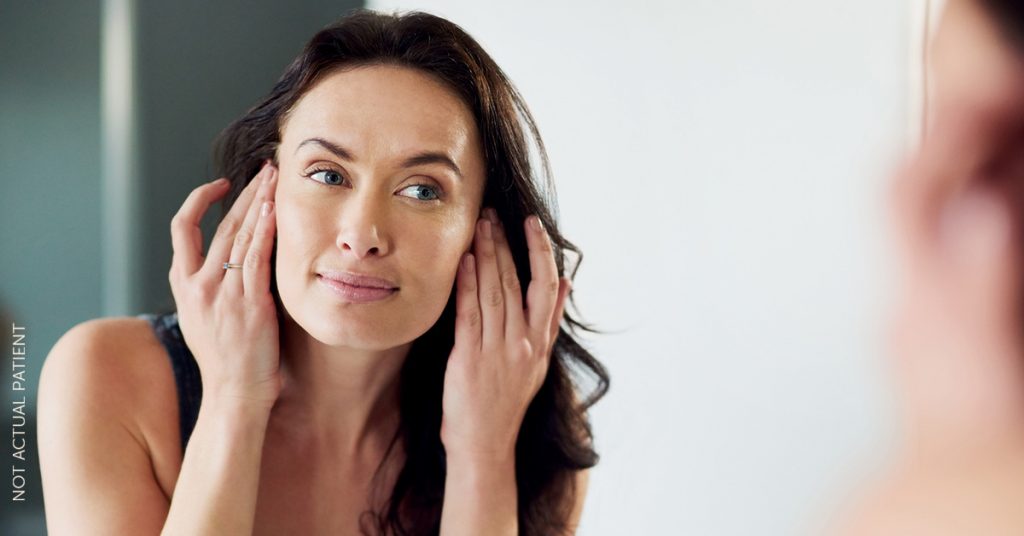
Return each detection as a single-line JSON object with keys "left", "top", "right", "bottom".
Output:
{"left": 39, "top": 65, "right": 586, "bottom": 535}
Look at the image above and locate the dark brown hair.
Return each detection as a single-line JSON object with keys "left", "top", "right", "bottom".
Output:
{"left": 212, "top": 8, "right": 609, "bottom": 536}
{"left": 982, "top": 0, "right": 1024, "bottom": 51}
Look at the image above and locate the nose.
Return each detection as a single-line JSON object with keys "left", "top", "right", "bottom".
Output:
{"left": 335, "top": 195, "right": 390, "bottom": 259}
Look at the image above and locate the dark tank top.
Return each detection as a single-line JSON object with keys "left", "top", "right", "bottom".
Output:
{"left": 138, "top": 311, "right": 203, "bottom": 455}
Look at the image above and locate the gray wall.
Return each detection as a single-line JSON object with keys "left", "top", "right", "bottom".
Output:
{"left": 0, "top": 0, "right": 102, "bottom": 529}
{"left": 1, "top": 1, "right": 359, "bottom": 533}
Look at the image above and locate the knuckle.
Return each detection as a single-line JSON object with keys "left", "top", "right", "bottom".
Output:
{"left": 538, "top": 237, "right": 554, "bottom": 253}
{"left": 484, "top": 286, "right": 504, "bottom": 308}
{"left": 463, "top": 309, "right": 481, "bottom": 328}
{"left": 168, "top": 265, "right": 179, "bottom": 286}
{"left": 216, "top": 217, "right": 239, "bottom": 237}
{"left": 500, "top": 269, "right": 520, "bottom": 292}
{"left": 233, "top": 228, "right": 254, "bottom": 248}
{"left": 546, "top": 277, "right": 560, "bottom": 295}
{"left": 245, "top": 249, "right": 262, "bottom": 270}
{"left": 511, "top": 338, "right": 533, "bottom": 360}
{"left": 193, "top": 278, "right": 217, "bottom": 301}
{"left": 169, "top": 214, "right": 187, "bottom": 235}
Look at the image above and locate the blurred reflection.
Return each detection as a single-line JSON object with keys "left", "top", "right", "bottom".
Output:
{"left": 837, "top": 0, "right": 1024, "bottom": 533}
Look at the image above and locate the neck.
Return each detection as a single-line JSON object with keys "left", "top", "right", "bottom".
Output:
{"left": 271, "top": 314, "right": 410, "bottom": 458}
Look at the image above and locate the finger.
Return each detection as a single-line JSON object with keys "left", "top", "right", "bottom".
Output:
{"left": 453, "top": 252, "right": 482, "bottom": 355}
{"left": 548, "top": 278, "right": 570, "bottom": 348}
{"left": 170, "top": 178, "right": 231, "bottom": 277}
{"left": 474, "top": 214, "right": 505, "bottom": 345}
{"left": 243, "top": 173, "right": 278, "bottom": 297}
{"left": 524, "top": 214, "right": 560, "bottom": 344}
{"left": 200, "top": 161, "right": 273, "bottom": 279}
{"left": 485, "top": 209, "right": 527, "bottom": 340}
{"left": 225, "top": 166, "right": 276, "bottom": 295}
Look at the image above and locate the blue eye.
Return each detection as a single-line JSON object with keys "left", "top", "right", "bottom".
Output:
{"left": 399, "top": 184, "right": 441, "bottom": 202}
{"left": 305, "top": 167, "right": 442, "bottom": 202}
{"left": 309, "top": 169, "right": 344, "bottom": 186}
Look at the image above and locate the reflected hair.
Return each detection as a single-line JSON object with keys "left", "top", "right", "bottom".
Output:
{"left": 982, "top": 0, "right": 1024, "bottom": 50}
{"left": 211, "top": 9, "right": 609, "bottom": 536}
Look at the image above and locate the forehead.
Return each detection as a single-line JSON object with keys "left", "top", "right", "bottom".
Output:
{"left": 280, "top": 64, "right": 480, "bottom": 160}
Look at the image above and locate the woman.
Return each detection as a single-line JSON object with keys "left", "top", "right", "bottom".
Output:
{"left": 38, "top": 9, "right": 608, "bottom": 535}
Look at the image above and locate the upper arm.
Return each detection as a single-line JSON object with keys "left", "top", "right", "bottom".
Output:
{"left": 38, "top": 319, "right": 171, "bottom": 535}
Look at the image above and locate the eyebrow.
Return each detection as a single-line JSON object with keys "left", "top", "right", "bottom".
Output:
{"left": 296, "top": 137, "right": 463, "bottom": 181}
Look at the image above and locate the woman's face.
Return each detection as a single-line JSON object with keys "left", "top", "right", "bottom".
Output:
{"left": 273, "top": 64, "right": 486, "bottom": 349}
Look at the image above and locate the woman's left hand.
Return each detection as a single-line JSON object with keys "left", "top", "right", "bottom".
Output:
{"left": 440, "top": 207, "right": 571, "bottom": 463}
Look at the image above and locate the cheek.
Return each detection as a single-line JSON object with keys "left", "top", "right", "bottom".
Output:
{"left": 403, "top": 220, "right": 473, "bottom": 291}
{"left": 273, "top": 197, "right": 327, "bottom": 269}
{"left": 436, "top": 216, "right": 476, "bottom": 264}
{"left": 440, "top": 209, "right": 478, "bottom": 254}
{"left": 275, "top": 201, "right": 304, "bottom": 240}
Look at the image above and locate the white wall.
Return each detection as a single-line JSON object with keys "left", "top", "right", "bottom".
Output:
{"left": 368, "top": 1, "right": 910, "bottom": 533}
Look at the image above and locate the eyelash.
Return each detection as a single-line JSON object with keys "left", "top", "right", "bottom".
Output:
{"left": 302, "top": 165, "right": 444, "bottom": 202}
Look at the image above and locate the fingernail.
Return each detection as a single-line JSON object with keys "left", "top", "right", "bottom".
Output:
{"left": 530, "top": 215, "right": 543, "bottom": 231}
{"left": 212, "top": 177, "right": 228, "bottom": 186}
{"left": 481, "top": 219, "right": 492, "bottom": 239}
{"left": 261, "top": 201, "right": 273, "bottom": 217}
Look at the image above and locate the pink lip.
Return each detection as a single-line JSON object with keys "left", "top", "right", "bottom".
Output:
{"left": 317, "top": 275, "right": 398, "bottom": 304}
{"left": 317, "top": 270, "right": 398, "bottom": 290}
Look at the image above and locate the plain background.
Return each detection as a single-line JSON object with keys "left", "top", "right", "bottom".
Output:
{"left": 1, "top": 0, "right": 913, "bottom": 534}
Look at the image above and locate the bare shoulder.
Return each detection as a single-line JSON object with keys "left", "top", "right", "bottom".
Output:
{"left": 41, "top": 316, "right": 180, "bottom": 431}
{"left": 41, "top": 315, "right": 184, "bottom": 462}
{"left": 39, "top": 316, "right": 185, "bottom": 508}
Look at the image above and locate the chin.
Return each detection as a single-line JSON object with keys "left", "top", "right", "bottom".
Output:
{"left": 286, "top": 302, "right": 401, "bottom": 350}
{"left": 278, "top": 276, "right": 453, "bottom": 349}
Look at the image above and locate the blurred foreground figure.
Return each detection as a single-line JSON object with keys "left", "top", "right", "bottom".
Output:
{"left": 837, "top": 0, "right": 1024, "bottom": 534}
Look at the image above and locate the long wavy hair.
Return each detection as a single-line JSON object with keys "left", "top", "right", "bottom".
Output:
{"left": 211, "top": 9, "right": 609, "bottom": 535}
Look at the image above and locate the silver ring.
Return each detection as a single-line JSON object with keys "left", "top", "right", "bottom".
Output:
{"left": 223, "top": 262, "right": 243, "bottom": 270}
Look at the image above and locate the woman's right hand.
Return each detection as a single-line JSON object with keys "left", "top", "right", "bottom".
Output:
{"left": 168, "top": 161, "right": 281, "bottom": 410}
